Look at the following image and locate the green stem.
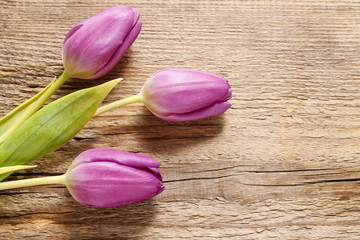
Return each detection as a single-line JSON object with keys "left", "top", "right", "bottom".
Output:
{"left": 0, "top": 174, "right": 65, "bottom": 191}
{"left": 36, "top": 71, "right": 71, "bottom": 106}
{"left": 94, "top": 93, "right": 142, "bottom": 116}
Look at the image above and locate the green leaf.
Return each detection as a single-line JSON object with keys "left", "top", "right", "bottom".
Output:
{"left": 0, "top": 77, "right": 55, "bottom": 144}
{"left": 0, "top": 72, "right": 71, "bottom": 144}
{"left": 0, "top": 79, "right": 121, "bottom": 181}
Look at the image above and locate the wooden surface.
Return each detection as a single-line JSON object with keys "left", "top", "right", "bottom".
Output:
{"left": 1, "top": 0, "right": 360, "bottom": 239}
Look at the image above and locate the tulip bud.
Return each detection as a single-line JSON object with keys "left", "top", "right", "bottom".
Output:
{"left": 139, "top": 68, "right": 232, "bottom": 122}
{"left": 0, "top": 149, "right": 165, "bottom": 208}
{"left": 64, "top": 148, "right": 165, "bottom": 208}
{"left": 63, "top": 5, "right": 142, "bottom": 79}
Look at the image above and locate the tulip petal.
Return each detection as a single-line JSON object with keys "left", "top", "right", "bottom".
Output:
{"left": 220, "top": 88, "right": 233, "bottom": 102}
{"left": 71, "top": 148, "right": 160, "bottom": 172}
{"left": 154, "top": 101, "right": 232, "bottom": 122}
{"left": 65, "top": 161, "right": 164, "bottom": 208}
{"left": 92, "top": 21, "right": 142, "bottom": 79}
{"left": 63, "top": 5, "right": 141, "bottom": 79}
{"left": 148, "top": 167, "right": 163, "bottom": 181}
{"left": 141, "top": 68, "right": 231, "bottom": 115}
{"left": 63, "top": 24, "right": 83, "bottom": 46}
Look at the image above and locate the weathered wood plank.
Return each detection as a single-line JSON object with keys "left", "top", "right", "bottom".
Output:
{"left": 1, "top": 0, "right": 360, "bottom": 239}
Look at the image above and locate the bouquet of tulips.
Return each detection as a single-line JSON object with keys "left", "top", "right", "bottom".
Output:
{"left": 0, "top": 6, "right": 232, "bottom": 208}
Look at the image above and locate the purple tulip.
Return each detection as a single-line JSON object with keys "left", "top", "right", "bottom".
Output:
{"left": 64, "top": 148, "right": 165, "bottom": 208}
{"left": 62, "top": 5, "right": 142, "bottom": 79}
{"left": 139, "top": 68, "right": 232, "bottom": 122}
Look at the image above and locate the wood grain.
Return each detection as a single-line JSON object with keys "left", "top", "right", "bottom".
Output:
{"left": 1, "top": 0, "right": 360, "bottom": 239}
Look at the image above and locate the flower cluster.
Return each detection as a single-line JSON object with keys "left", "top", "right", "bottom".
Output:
{"left": 0, "top": 5, "right": 232, "bottom": 208}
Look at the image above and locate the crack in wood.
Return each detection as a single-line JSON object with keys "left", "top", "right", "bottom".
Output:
{"left": 163, "top": 174, "right": 236, "bottom": 183}
{"left": 243, "top": 178, "right": 360, "bottom": 187}
{"left": 0, "top": 211, "right": 74, "bottom": 219}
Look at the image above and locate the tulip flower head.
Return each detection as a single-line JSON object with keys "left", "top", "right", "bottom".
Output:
{"left": 0, "top": 149, "right": 164, "bottom": 208}
{"left": 63, "top": 5, "right": 142, "bottom": 79}
{"left": 139, "top": 68, "right": 232, "bottom": 122}
{"left": 64, "top": 148, "right": 165, "bottom": 208}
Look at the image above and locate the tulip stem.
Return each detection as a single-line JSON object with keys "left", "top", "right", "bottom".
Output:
{"left": 94, "top": 93, "right": 142, "bottom": 116}
{"left": 27, "top": 71, "right": 71, "bottom": 109}
{"left": 0, "top": 174, "right": 65, "bottom": 191}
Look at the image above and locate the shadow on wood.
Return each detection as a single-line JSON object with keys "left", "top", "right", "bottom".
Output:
{"left": 133, "top": 106, "right": 227, "bottom": 154}
{"left": 54, "top": 198, "right": 159, "bottom": 239}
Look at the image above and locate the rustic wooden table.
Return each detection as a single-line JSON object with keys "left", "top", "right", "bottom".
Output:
{"left": 1, "top": 0, "right": 360, "bottom": 239}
